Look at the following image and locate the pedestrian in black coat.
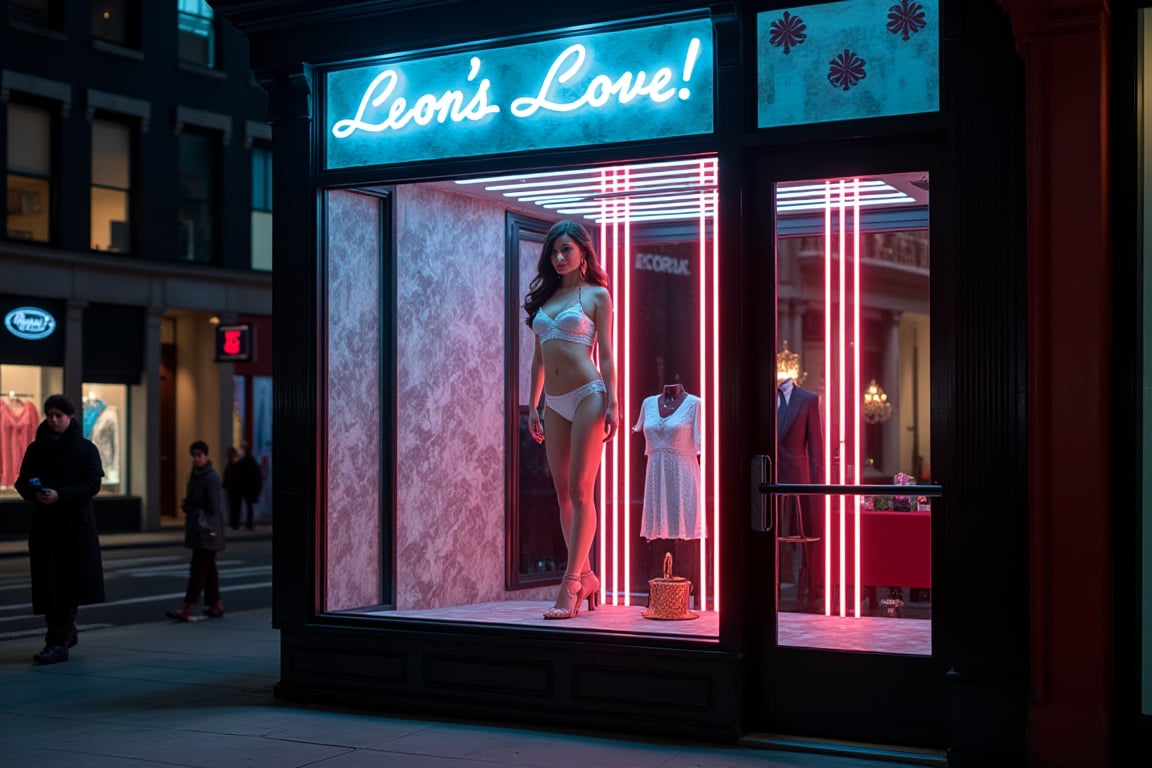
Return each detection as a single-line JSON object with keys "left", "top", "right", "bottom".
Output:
{"left": 236, "top": 446, "right": 262, "bottom": 529}
{"left": 14, "top": 394, "right": 105, "bottom": 665}
{"left": 222, "top": 444, "right": 262, "bottom": 530}
{"left": 165, "top": 440, "right": 226, "bottom": 622}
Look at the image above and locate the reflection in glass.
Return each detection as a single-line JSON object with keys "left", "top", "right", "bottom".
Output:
{"left": 775, "top": 172, "right": 931, "bottom": 655}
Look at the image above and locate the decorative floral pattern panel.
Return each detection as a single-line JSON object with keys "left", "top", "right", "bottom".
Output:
{"left": 757, "top": 0, "right": 938, "bottom": 128}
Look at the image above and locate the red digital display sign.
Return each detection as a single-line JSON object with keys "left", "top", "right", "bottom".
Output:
{"left": 215, "top": 324, "right": 253, "bottom": 362}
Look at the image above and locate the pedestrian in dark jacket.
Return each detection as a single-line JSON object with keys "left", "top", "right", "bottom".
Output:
{"left": 165, "top": 440, "right": 226, "bottom": 621}
{"left": 222, "top": 444, "right": 262, "bottom": 530}
{"left": 14, "top": 394, "right": 105, "bottom": 665}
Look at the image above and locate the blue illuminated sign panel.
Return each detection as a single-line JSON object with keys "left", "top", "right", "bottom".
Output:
{"left": 4, "top": 306, "right": 56, "bottom": 340}
{"left": 756, "top": 0, "right": 939, "bottom": 128}
{"left": 325, "top": 18, "right": 714, "bottom": 169}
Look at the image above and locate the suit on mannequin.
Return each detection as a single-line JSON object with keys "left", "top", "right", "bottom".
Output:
{"left": 776, "top": 377, "right": 825, "bottom": 611}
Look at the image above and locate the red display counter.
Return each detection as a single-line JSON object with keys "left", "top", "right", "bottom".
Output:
{"left": 826, "top": 509, "right": 932, "bottom": 589}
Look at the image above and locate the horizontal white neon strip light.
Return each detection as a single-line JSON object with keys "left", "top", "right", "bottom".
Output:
{"left": 776, "top": 180, "right": 914, "bottom": 212}
{"left": 458, "top": 163, "right": 913, "bottom": 222}
{"left": 457, "top": 158, "right": 717, "bottom": 223}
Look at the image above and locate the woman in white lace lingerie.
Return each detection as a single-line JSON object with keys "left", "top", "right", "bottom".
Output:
{"left": 524, "top": 220, "right": 619, "bottom": 620}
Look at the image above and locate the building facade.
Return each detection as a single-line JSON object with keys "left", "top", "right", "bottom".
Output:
{"left": 211, "top": 0, "right": 1144, "bottom": 765}
{"left": 0, "top": 2, "right": 273, "bottom": 534}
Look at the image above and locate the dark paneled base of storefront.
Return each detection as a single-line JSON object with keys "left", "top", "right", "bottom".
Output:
{"left": 944, "top": 672, "right": 1028, "bottom": 767}
{"left": 275, "top": 624, "right": 743, "bottom": 743}
{"left": 0, "top": 496, "right": 143, "bottom": 537}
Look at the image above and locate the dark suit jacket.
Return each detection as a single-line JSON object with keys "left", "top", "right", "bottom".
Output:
{"left": 777, "top": 382, "right": 826, "bottom": 597}
{"left": 777, "top": 383, "right": 823, "bottom": 485}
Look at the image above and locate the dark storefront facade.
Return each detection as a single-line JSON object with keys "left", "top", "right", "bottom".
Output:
{"left": 0, "top": 268, "right": 271, "bottom": 534}
{"left": 211, "top": 1, "right": 1142, "bottom": 765}
{"left": 1, "top": 4, "right": 275, "bottom": 534}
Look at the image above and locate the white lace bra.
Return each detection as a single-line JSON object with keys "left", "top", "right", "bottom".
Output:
{"left": 532, "top": 301, "right": 596, "bottom": 346}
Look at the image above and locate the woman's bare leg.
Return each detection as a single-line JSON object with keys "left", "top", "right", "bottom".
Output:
{"left": 542, "top": 409, "right": 576, "bottom": 572}
{"left": 562, "top": 392, "right": 605, "bottom": 580}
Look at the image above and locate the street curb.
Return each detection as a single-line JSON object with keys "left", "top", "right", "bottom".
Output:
{"left": 0, "top": 530, "right": 273, "bottom": 559}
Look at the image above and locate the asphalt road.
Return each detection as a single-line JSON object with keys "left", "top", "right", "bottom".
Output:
{"left": 0, "top": 538, "right": 272, "bottom": 642}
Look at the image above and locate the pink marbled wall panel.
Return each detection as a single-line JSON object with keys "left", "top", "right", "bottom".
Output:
{"left": 395, "top": 185, "right": 553, "bottom": 609}
{"left": 325, "top": 190, "right": 382, "bottom": 611}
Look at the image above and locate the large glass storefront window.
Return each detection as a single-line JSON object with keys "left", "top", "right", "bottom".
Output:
{"left": 324, "top": 156, "right": 720, "bottom": 638}
{"left": 774, "top": 171, "right": 932, "bottom": 655}
{"left": 0, "top": 369, "right": 129, "bottom": 497}
{"left": 81, "top": 384, "right": 127, "bottom": 493}
{"left": 0, "top": 364, "right": 62, "bottom": 495}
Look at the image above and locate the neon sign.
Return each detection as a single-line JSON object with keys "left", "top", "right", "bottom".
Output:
{"left": 215, "top": 324, "right": 252, "bottom": 363}
{"left": 3, "top": 307, "right": 56, "bottom": 340}
{"left": 325, "top": 19, "right": 714, "bottom": 168}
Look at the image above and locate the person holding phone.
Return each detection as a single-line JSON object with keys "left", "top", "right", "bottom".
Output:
{"left": 14, "top": 394, "right": 106, "bottom": 664}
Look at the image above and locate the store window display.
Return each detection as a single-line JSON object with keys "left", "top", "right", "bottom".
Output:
{"left": 81, "top": 387, "right": 125, "bottom": 489}
{"left": 0, "top": 364, "right": 62, "bottom": 496}
{"left": 0, "top": 371, "right": 128, "bottom": 497}
{"left": 325, "top": 157, "right": 720, "bottom": 637}
{"left": 0, "top": 392, "right": 40, "bottom": 489}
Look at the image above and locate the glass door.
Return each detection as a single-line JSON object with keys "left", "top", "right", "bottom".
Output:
{"left": 772, "top": 171, "right": 935, "bottom": 651}
{"left": 746, "top": 151, "right": 947, "bottom": 745}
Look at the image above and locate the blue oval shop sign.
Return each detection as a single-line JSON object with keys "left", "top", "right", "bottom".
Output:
{"left": 4, "top": 306, "right": 57, "bottom": 340}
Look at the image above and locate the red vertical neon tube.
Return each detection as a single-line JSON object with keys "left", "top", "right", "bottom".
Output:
{"left": 851, "top": 178, "right": 862, "bottom": 618}
{"left": 709, "top": 164, "right": 721, "bottom": 611}
{"left": 598, "top": 174, "right": 612, "bottom": 604}
{"left": 823, "top": 182, "right": 833, "bottom": 617}
{"left": 838, "top": 181, "right": 848, "bottom": 617}
{"left": 621, "top": 169, "right": 632, "bottom": 606}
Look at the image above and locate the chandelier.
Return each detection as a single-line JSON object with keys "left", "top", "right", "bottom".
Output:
{"left": 862, "top": 379, "right": 892, "bottom": 424}
{"left": 775, "top": 340, "right": 805, "bottom": 384}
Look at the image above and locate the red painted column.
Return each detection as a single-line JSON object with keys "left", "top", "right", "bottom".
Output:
{"left": 1002, "top": 1, "right": 1114, "bottom": 765}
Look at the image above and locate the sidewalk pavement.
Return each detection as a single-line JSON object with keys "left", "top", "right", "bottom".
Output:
{"left": 0, "top": 520, "right": 273, "bottom": 559}
{"left": 0, "top": 526, "right": 927, "bottom": 768}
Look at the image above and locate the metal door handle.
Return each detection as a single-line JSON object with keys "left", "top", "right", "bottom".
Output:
{"left": 750, "top": 454, "right": 773, "bottom": 532}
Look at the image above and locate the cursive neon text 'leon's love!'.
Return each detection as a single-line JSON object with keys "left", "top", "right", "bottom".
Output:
{"left": 331, "top": 56, "right": 499, "bottom": 137}
{"left": 331, "top": 37, "right": 703, "bottom": 139}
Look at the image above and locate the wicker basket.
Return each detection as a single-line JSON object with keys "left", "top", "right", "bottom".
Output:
{"left": 642, "top": 552, "right": 699, "bottom": 621}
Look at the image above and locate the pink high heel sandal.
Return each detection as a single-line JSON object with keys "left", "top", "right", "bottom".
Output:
{"left": 543, "top": 576, "right": 584, "bottom": 619}
{"left": 579, "top": 570, "right": 600, "bottom": 612}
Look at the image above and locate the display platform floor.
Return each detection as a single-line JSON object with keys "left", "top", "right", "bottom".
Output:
{"left": 372, "top": 599, "right": 931, "bottom": 655}
{"left": 378, "top": 599, "right": 720, "bottom": 637}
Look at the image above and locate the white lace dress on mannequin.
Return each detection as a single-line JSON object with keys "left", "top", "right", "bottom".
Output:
{"left": 633, "top": 394, "right": 705, "bottom": 540}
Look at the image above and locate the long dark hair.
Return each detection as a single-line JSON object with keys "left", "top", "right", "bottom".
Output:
{"left": 523, "top": 220, "right": 610, "bottom": 327}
